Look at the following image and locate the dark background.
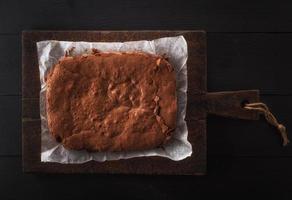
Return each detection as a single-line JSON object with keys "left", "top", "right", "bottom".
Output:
{"left": 1, "top": 0, "right": 292, "bottom": 199}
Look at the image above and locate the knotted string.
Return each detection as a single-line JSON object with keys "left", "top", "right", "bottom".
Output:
{"left": 244, "top": 102, "right": 289, "bottom": 146}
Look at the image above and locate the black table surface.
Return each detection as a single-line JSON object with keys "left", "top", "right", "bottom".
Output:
{"left": 1, "top": 0, "right": 292, "bottom": 199}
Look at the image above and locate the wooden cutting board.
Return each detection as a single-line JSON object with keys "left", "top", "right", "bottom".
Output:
{"left": 22, "top": 30, "right": 259, "bottom": 175}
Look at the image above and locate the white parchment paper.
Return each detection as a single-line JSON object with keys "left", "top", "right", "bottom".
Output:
{"left": 37, "top": 36, "right": 192, "bottom": 163}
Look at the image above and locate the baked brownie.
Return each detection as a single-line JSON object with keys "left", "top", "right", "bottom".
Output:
{"left": 46, "top": 51, "right": 177, "bottom": 151}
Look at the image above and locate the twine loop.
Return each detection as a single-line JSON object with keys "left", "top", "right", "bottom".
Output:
{"left": 244, "top": 102, "right": 289, "bottom": 146}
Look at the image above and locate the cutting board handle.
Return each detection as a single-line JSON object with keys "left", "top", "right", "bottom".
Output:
{"left": 205, "top": 89, "right": 289, "bottom": 146}
{"left": 205, "top": 90, "right": 260, "bottom": 120}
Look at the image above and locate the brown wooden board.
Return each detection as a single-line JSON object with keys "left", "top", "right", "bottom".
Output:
{"left": 22, "top": 30, "right": 207, "bottom": 175}
{"left": 22, "top": 30, "right": 259, "bottom": 175}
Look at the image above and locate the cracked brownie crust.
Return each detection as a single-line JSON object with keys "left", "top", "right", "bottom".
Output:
{"left": 46, "top": 51, "right": 177, "bottom": 151}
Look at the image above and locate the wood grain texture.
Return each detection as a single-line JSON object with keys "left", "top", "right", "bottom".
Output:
{"left": 22, "top": 31, "right": 207, "bottom": 174}
{"left": 2, "top": 33, "right": 292, "bottom": 95}
{"left": 0, "top": 35, "right": 21, "bottom": 95}
{"left": 208, "top": 33, "right": 292, "bottom": 94}
{"left": 0, "top": 96, "right": 21, "bottom": 155}
{"left": 206, "top": 90, "right": 259, "bottom": 120}
{"left": 22, "top": 31, "right": 206, "bottom": 98}
{"left": 22, "top": 119, "right": 206, "bottom": 174}
{"left": 0, "top": 0, "right": 292, "bottom": 33}
{"left": 2, "top": 156, "right": 292, "bottom": 199}
{"left": 1, "top": 0, "right": 292, "bottom": 196}
{"left": 18, "top": 95, "right": 292, "bottom": 157}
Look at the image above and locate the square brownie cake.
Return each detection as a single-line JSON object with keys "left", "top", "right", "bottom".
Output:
{"left": 46, "top": 51, "right": 177, "bottom": 151}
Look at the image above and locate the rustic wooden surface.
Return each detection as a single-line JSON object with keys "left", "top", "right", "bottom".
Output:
{"left": 22, "top": 30, "right": 207, "bottom": 174}
{"left": 1, "top": 0, "right": 292, "bottom": 199}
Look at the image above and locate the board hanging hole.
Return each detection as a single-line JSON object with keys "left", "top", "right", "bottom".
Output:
{"left": 241, "top": 100, "right": 250, "bottom": 108}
